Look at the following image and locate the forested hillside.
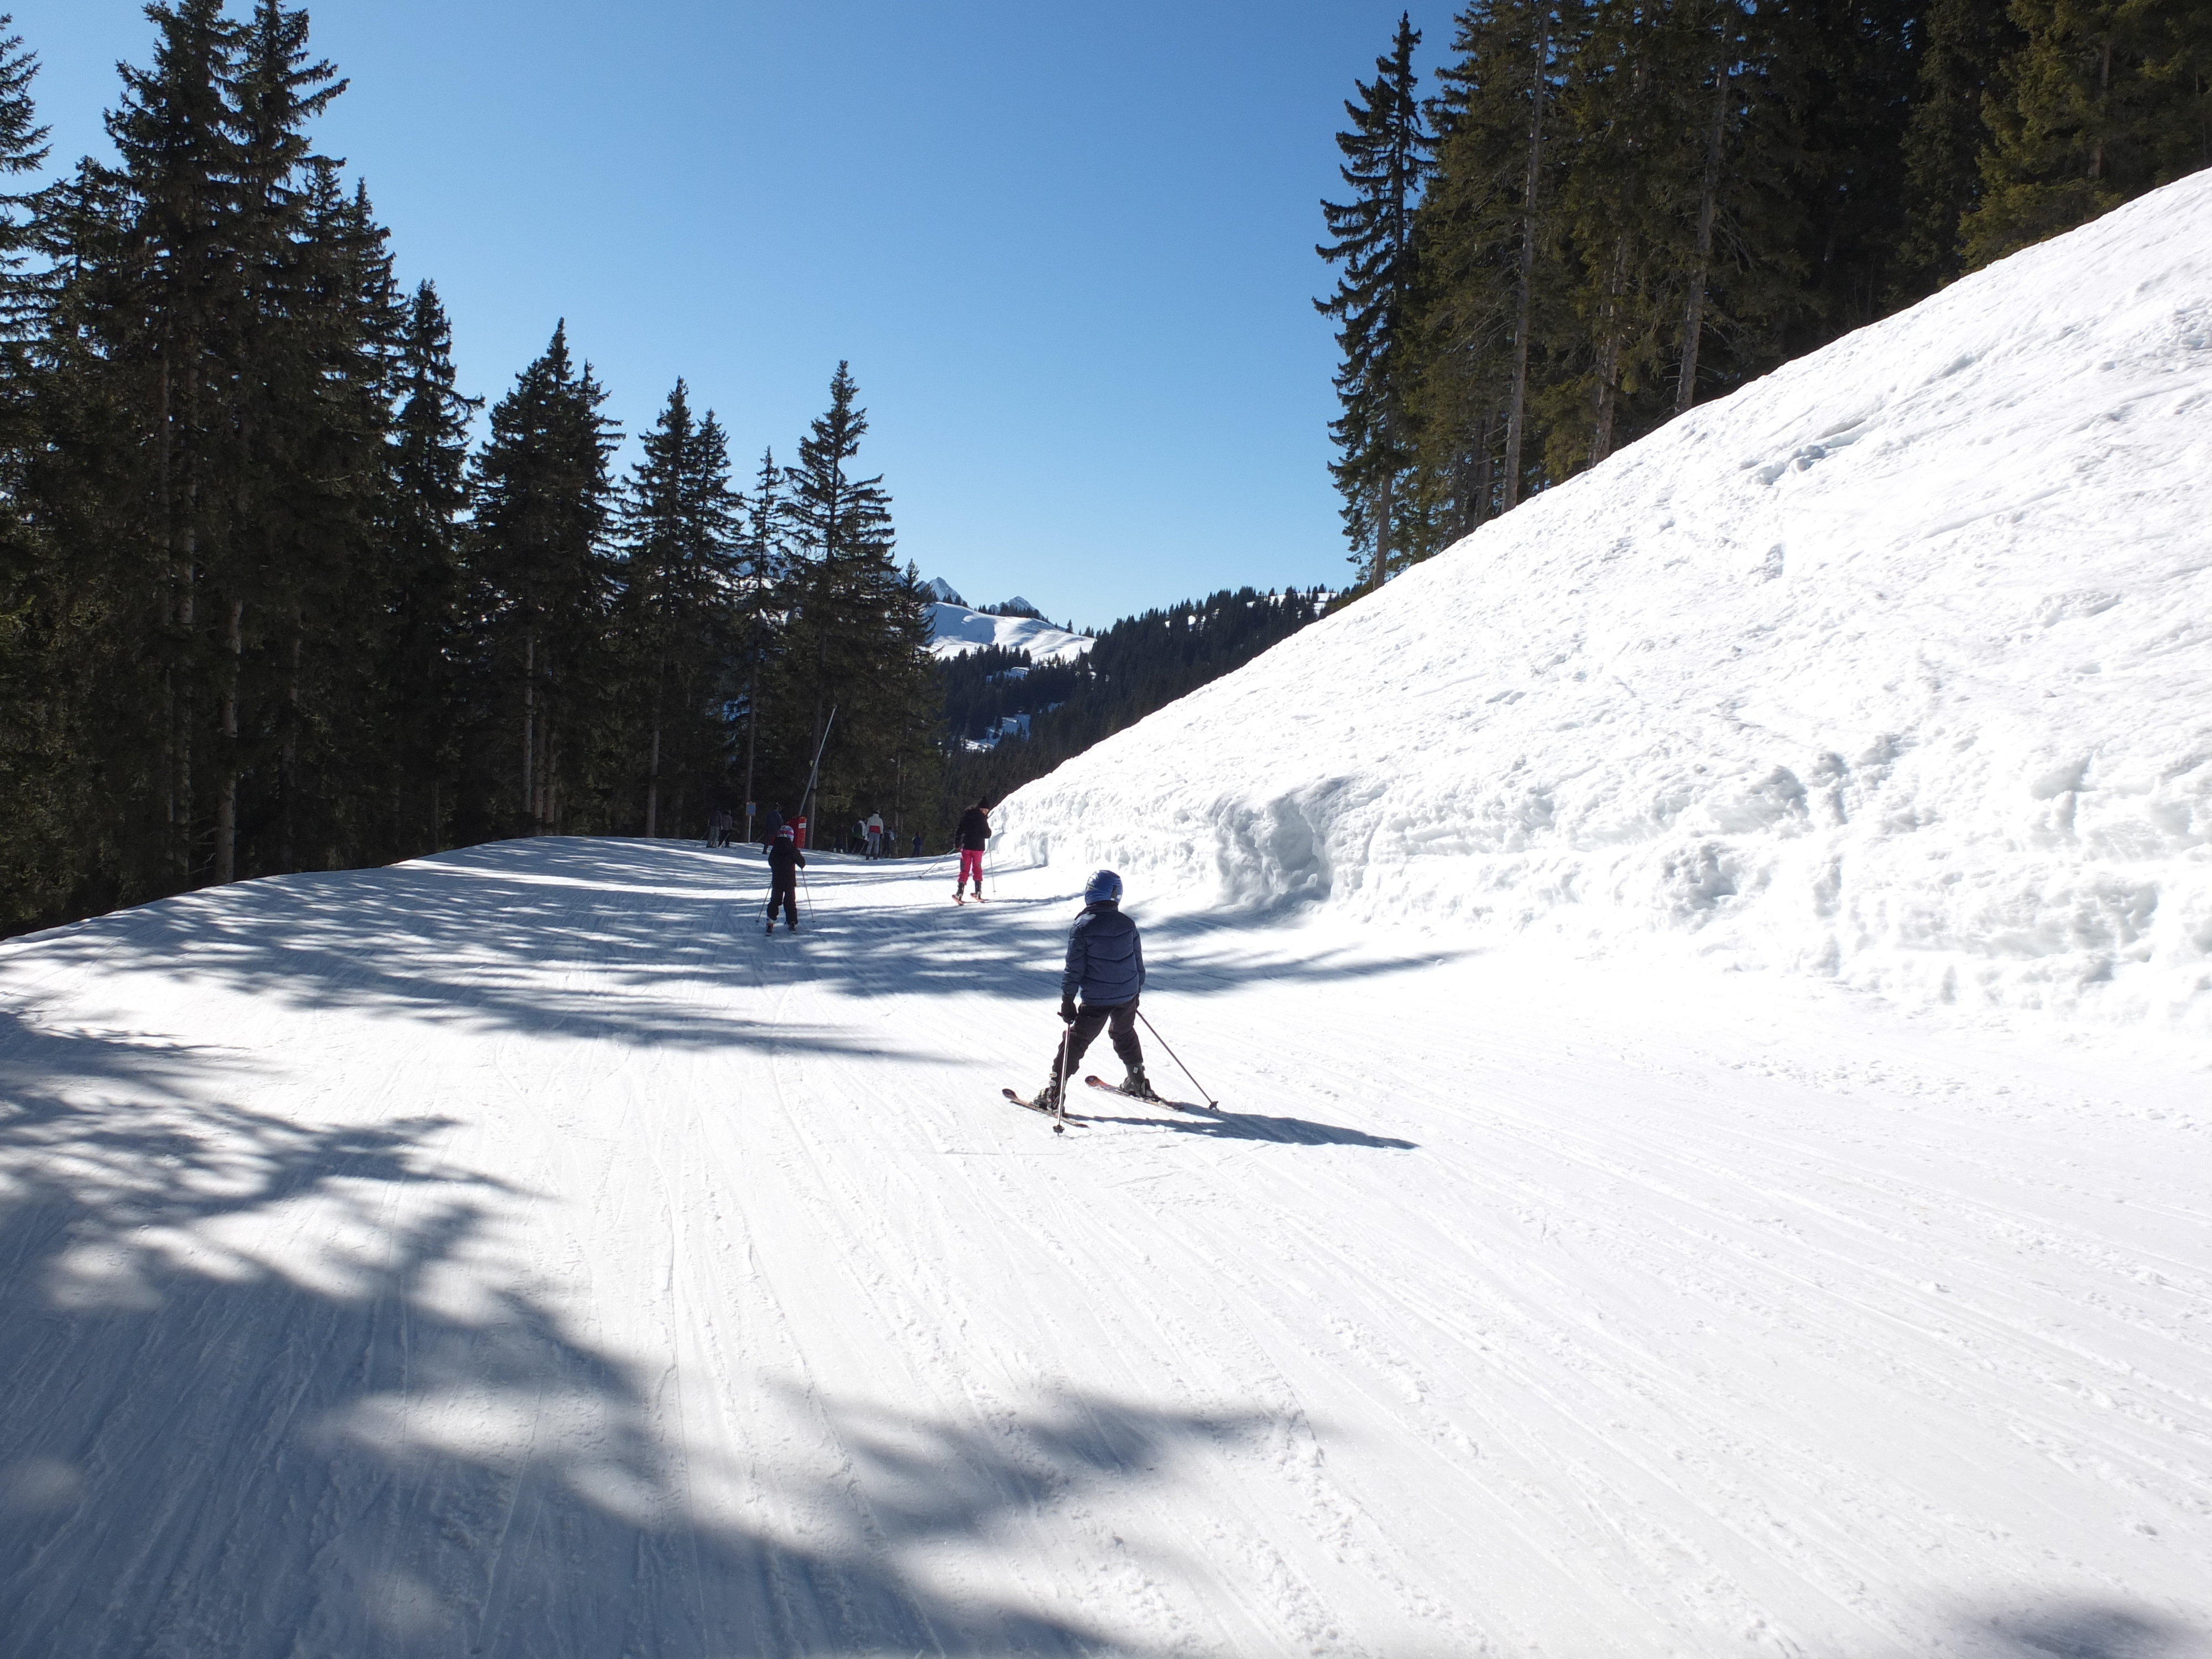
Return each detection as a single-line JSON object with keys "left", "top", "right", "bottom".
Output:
{"left": 0, "top": 3, "right": 938, "bottom": 936}
{"left": 933, "top": 587, "right": 1333, "bottom": 840}
{"left": 1318, "top": 1, "right": 2211, "bottom": 583}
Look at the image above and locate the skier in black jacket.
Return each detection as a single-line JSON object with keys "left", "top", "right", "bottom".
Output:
{"left": 1035, "top": 869, "right": 1156, "bottom": 1109}
{"left": 764, "top": 825, "right": 804, "bottom": 933}
{"left": 953, "top": 797, "right": 992, "bottom": 903}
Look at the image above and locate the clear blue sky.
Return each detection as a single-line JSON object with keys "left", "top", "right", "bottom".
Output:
{"left": 8, "top": 1, "right": 1451, "bottom": 629}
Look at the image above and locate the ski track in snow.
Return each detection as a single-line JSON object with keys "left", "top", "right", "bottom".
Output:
{"left": 2, "top": 838, "right": 2206, "bottom": 1658}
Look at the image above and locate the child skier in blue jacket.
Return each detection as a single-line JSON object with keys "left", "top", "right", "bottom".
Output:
{"left": 1036, "top": 870, "right": 1156, "bottom": 1109}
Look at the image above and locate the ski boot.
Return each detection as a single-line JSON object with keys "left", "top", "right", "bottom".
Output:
{"left": 1119, "top": 1066, "right": 1161, "bottom": 1103}
{"left": 1034, "top": 1076, "right": 1063, "bottom": 1114}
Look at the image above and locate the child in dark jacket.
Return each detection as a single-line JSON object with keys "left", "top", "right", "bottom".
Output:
{"left": 765, "top": 827, "right": 805, "bottom": 933}
{"left": 1037, "top": 870, "right": 1154, "bottom": 1109}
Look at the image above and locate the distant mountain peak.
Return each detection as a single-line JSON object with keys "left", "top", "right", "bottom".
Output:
{"left": 922, "top": 576, "right": 966, "bottom": 606}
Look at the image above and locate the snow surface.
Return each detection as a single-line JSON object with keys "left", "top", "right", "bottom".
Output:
{"left": 3, "top": 838, "right": 2208, "bottom": 1657}
{"left": 929, "top": 600, "right": 1093, "bottom": 665}
{"left": 1000, "top": 172, "right": 2212, "bottom": 1035}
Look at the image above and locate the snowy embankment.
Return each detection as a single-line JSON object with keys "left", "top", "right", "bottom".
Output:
{"left": 3, "top": 840, "right": 2209, "bottom": 1656}
{"left": 928, "top": 599, "right": 1092, "bottom": 664}
{"left": 1000, "top": 172, "right": 2212, "bottom": 1032}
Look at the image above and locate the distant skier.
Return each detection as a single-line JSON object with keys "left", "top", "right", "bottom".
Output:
{"left": 911, "top": 831, "right": 924, "bottom": 858}
{"left": 953, "top": 797, "right": 993, "bottom": 902}
{"left": 765, "top": 825, "right": 804, "bottom": 933}
{"left": 759, "top": 801, "right": 785, "bottom": 851}
{"left": 865, "top": 811, "right": 885, "bottom": 859}
{"left": 1035, "top": 869, "right": 1155, "bottom": 1110}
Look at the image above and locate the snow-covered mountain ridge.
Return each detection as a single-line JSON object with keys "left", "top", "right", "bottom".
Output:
{"left": 926, "top": 597, "right": 1091, "bottom": 664}
{"left": 1001, "top": 171, "right": 2212, "bottom": 1032}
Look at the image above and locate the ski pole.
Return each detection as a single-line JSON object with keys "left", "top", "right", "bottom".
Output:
{"left": 1053, "top": 1021, "right": 1073, "bottom": 1125}
{"left": 1136, "top": 1010, "right": 1218, "bottom": 1109}
{"left": 800, "top": 864, "right": 815, "bottom": 920}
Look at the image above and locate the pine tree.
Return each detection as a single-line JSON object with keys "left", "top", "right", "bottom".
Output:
{"left": 1963, "top": 0, "right": 2211, "bottom": 268}
{"left": 101, "top": 0, "right": 250, "bottom": 885}
{"left": 1317, "top": 13, "right": 1432, "bottom": 587}
{"left": 1898, "top": 0, "right": 2021, "bottom": 290}
{"left": 735, "top": 447, "right": 783, "bottom": 842}
{"left": 1550, "top": 0, "right": 1670, "bottom": 471}
{"left": 0, "top": 12, "right": 58, "bottom": 929}
{"left": 1415, "top": 0, "right": 1580, "bottom": 529}
{"left": 0, "top": 11, "right": 45, "bottom": 343}
{"left": 1780, "top": 0, "right": 1919, "bottom": 340}
{"left": 615, "top": 379, "right": 739, "bottom": 837}
{"left": 465, "top": 322, "right": 619, "bottom": 836}
{"left": 218, "top": 2, "right": 367, "bottom": 880}
{"left": 380, "top": 279, "right": 476, "bottom": 856}
{"left": 774, "top": 363, "right": 936, "bottom": 835}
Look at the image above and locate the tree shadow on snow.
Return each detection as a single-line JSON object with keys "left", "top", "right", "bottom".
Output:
{"left": 0, "top": 1027, "right": 1266, "bottom": 1657}
{"left": 6, "top": 840, "right": 922, "bottom": 1059}
{"left": 1961, "top": 1602, "right": 2199, "bottom": 1659}
{"left": 8, "top": 839, "right": 1453, "bottom": 1055}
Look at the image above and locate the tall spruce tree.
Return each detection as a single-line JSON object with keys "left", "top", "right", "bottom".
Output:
{"left": 465, "top": 322, "right": 619, "bottom": 836}
{"left": 1416, "top": 0, "right": 1580, "bottom": 527}
{"left": 1317, "top": 13, "right": 1432, "bottom": 587}
{"left": 0, "top": 12, "right": 44, "bottom": 341}
{"left": 736, "top": 446, "right": 784, "bottom": 840}
{"left": 0, "top": 12, "right": 54, "bottom": 927}
{"left": 1898, "top": 0, "right": 2023, "bottom": 289}
{"left": 101, "top": 0, "right": 249, "bottom": 885}
{"left": 774, "top": 363, "right": 936, "bottom": 836}
{"left": 615, "top": 379, "right": 739, "bottom": 837}
{"left": 1963, "top": 0, "right": 2211, "bottom": 267}
{"left": 1551, "top": 0, "right": 1671, "bottom": 472}
{"left": 379, "top": 279, "right": 476, "bottom": 857}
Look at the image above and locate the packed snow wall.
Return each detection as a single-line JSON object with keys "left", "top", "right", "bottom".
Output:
{"left": 999, "top": 170, "right": 2212, "bottom": 1032}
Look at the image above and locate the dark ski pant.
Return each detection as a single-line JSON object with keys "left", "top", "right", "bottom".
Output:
{"left": 767, "top": 877, "right": 799, "bottom": 927}
{"left": 1055, "top": 998, "right": 1141, "bottom": 1084}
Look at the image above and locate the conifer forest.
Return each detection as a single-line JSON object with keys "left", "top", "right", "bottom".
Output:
{"left": 0, "top": 2, "right": 938, "bottom": 935}
{"left": 1316, "top": 0, "right": 2210, "bottom": 585}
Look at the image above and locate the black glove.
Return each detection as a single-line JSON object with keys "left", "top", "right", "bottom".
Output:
{"left": 1058, "top": 996, "right": 1077, "bottom": 1024}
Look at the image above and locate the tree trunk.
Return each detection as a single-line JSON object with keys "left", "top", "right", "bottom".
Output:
{"left": 1501, "top": 5, "right": 1553, "bottom": 512}
{"left": 1676, "top": 61, "right": 1732, "bottom": 417}
{"left": 645, "top": 653, "right": 665, "bottom": 837}
{"left": 215, "top": 597, "right": 242, "bottom": 883}
{"left": 1371, "top": 452, "right": 1394, "bottom": 588}
{"left": 522, "top": 630, "right": 536, "bottom": 833}
{"left": 281, "top": 612, "right": 301, "bottom": 872}
{"left": 1470, "top": 409, "right": 1496, "bottom": 531}
{"left": 1591, "top": 234, "right": 1631, "bottom": 465}
{"left": 2088, "top": 39, "right": 2112, "bottom": 180}
{"left": 742, "top": 647, "right": 760, "bottom": 844}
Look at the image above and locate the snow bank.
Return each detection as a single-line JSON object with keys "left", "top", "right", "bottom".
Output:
{"left": 1001, "top": 172, "right": 2212, "bottom": 1032}
{"left": 926, "top": 600, "right": 1091, "bottom": 664}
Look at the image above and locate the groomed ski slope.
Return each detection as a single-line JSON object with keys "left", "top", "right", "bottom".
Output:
{"left": 2, "top": 840, "right": 2208, "bottom": 1657}
{"left": 1001, "top": 170, "right": 2212, "bottom": 1035}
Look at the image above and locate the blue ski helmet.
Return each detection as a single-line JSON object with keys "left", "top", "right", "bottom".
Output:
{"left": 1084, "top": 869, "right": 1123, "bottom": 905}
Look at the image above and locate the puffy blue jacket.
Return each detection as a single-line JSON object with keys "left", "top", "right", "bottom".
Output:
{"left": 1062, "top": 902, "right": 1144, "bottom": 1007}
